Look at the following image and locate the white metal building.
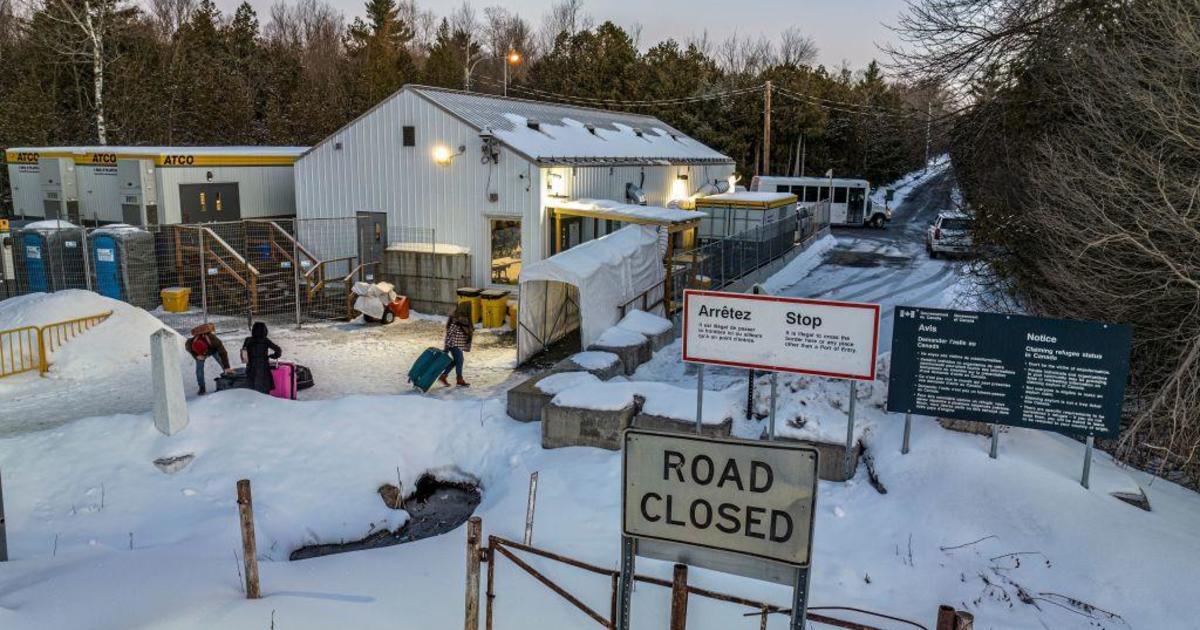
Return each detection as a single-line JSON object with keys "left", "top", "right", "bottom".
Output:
{"left": 294, "top": 85, "right": 736, "bottom": 290}
{"left": 5, "top": 146, "right": 306, "bottom": 225}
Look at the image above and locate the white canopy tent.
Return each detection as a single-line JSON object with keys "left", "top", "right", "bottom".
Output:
{"left": 518, "top": 225, "right": 665, "bottom": 365}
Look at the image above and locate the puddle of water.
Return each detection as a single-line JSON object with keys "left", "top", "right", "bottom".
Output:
{"left": 290, "top": 474, "right": 482, "bottom": 561}
{"left": 825, "top": 250, "right": 911, "bottom": 268}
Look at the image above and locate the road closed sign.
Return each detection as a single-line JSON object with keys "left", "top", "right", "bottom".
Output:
{"left": 623, "top": 429, "right": 818, "bottom": 568}
{"left": 682, "top": 289, "right": 880, "bottom": 380}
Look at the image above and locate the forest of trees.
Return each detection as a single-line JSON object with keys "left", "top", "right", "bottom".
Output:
{"left": 895, "top": 0, "right": 1200, "bottom": 485}
{"left": 0, "top": 0, "right": 940, "bottom": 191}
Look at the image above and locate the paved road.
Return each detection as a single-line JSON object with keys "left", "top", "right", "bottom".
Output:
{"left": 778, "top": 169, "right": 970, "bottom": 353}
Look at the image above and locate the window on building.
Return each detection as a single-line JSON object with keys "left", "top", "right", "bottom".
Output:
{"left": 834, "top": 187, "right": 848, "bottom": 204}
{"left": 402, "top": 126, "right": 416, "bottom": 147}
{"left": 490, "top": 219, "right": 521, "bottom": 285}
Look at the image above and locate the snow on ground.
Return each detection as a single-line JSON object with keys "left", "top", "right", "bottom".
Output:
{"left": 2, "top": 163, "right": 1199, "bottom": 629}
{"left": 871, "top": 154, "right": 951, "bottom": 215}
{"left": 761, "top": 233, "right": 837, "bottom": 294}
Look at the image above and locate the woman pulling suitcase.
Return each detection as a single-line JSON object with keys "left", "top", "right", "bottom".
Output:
{"left": 438, "top": 302, "right": 474, "bottom": 387}
{"left": 241, "top": 322, "right": 282, "bottom": 394}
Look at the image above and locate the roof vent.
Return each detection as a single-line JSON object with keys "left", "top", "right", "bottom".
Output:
{"left": 585, "top": 124, "right": 597, "bottom": 135}
{"left": 334, "top": 142, "right": 343, "bottom": 151}
{"left": 633, "top": 127, "right": 645, "bottom": 137}
{"left": 527, "top": 119, "right": 541, "bottom": 131}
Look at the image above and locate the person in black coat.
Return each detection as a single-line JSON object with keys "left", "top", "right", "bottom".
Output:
{"left": 240, "top": 322, "right": 282, "bottom": 394}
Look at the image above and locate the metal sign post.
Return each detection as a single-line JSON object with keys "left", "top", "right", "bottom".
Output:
{"left": 1081, "top": 435, "right": 1094, "bottom": 489}
{"left": 524, "top": 472, "right": 539, "bottom": 545}
{"left": 616, "top": 535, "right": 636, "bottom": 630}
{"left": 768, "top": 372, "right": 779, "bottom": 440}
{"left": 694, "top": 365, "right": 705, "bottom": 435}
{"left": 901, "top": 412, "right": 912, "bottom": 455}
{"left": 845, "top": 381, "right": 858, "bottom": 478}
{"left": 990, "top": 425, "right": 999, "bottom": 459}
{"left": 790, "top": 567, "right": 810, "bottom": 629}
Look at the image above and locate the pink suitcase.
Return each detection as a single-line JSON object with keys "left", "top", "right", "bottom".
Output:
{"left": 270, "top": 362, "right": 298, "bottom": 400}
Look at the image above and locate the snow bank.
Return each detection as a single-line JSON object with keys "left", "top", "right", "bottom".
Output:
{"left": 22, "top": 219, "right": 80, "bottom": 230}
{"left": 872, "top": 154, "right": 950, "bottom": 213}
{"left": 593, "top": 325, "right": 647, "bottom": 348}
{"left": 761, "top": 233, "right": 837, "bottom": 293}
{"left": 569, "top": 351, "right": 619, "bottom": 370}
{"left": 0, "top": 290, "right": 184, "bottom": 381}
{"left": 616, "top": 309, "right": 672, "bottom": 336}
{"left": 551, "top": 380, "right": 739, "bottom": 424}
{"left": 551, "top": 198, "right": 704, "bottom": 223}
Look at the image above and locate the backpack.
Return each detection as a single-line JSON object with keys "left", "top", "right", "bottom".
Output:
{"left": 191, "top": 336, "right": 210, "bottom": 357}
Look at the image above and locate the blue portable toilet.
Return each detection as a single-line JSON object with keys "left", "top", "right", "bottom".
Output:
{"left": 13, "top": 220, "right": 87, "bottom": 293}
{"left": 88, "top": 225, "right": 160, "bottom": 310}
{"left": 92, "top": 233, "right": 123, "bottom": 300}
{"left": 21, "top": 232, "right": 49, "bottom": 292}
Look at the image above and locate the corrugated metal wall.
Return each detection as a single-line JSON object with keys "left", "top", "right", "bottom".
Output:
{"left": 156, "top": 165, "right": 297, "bottom": 224}
{"left": 294, "top": 90, "right": 538, "bottom": 288}
{"left": 7, "top": 164, "right": 43, "bottom": 218}
{"left": 77, "top": 164, "right": 123, "bottom": 223}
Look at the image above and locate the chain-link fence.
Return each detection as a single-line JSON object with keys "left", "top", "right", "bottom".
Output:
{"left": 669, "top": 212, "right": 804, "bottom": 307}
{"left": 0, "top": 217, "right": 437, "bottom": 329}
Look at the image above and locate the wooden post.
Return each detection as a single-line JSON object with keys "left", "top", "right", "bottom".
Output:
{"left": 935, "top": 605, "right": 957, "bottom": 630}
{"left": 484, "top": 541, "right": 496, "bottom": 630}
{"left": 668, "top": 564, "right": 689, "bottom": 630}
{"left": 465, "top": 516, "right": 482, "bottom": 630}
{"left": 236, "top": 479, "right": 261, "bottom": 599}
{"left": 955, "top": 611, "right": 975, "bottom": 630}
{"left": 523, "top": 472, "right": 539, "bottom": 546}
{"left": 0, "top": 468, "right": 8, "bottom": 562}
{"left": 762, "top": 81, "right": 773, "bottom": 176}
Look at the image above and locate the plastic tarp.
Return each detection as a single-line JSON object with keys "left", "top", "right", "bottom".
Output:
{"left": 517, "top": 225, "right": 665, "bottom": 365}
{"left": 90, "top": 224, "right": 160, "bottom": 310}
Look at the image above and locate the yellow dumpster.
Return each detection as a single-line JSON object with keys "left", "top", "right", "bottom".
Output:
{"left": 161, "top": 287, "right": 192, "bottom": 313}
{"left": 456, "top": 287, "right": 483, "bottom": 324}
{"left": 480, "top": 289, "right": 511, "bottom": 328}
{"left": 508, "top": 300, "right": 518, "bottom": 330}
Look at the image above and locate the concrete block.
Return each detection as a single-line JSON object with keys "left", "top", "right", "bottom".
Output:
{"left": 552, "top": 355, "right": 623, "bottom": 381}
{"left": 644, "top": 328, "right": 675, "bottom": 352}
{"left": 773, "top": 434, "right": 859, "bottom": 482}
{"left": 150, "top": 328, "right": 188, "bottom": 436}
{"left": 634, "top": 413, "right": 733, "bottom": 438}
{"left": 506, "top": 369, "right": 575, "bottom": 422}
{"left": 587, "top": 337, "right": 652, "bottom": 376}
{"left": 541, "top": 400, "right": 637, "bottom": 450}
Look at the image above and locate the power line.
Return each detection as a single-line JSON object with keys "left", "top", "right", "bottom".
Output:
{"left": 473, "top": 76, "right": 765, "bottom": 107}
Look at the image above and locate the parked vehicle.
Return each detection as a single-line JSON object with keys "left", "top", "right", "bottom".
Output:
{"left": 925, "top": 212, "right": 973, "bottom": 258}
{"left": 750, "top": 175, "right": 889, "bottom": 228}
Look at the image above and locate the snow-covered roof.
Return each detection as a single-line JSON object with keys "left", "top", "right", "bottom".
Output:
{"left": 409, "top": 86, "right": 732, "bottom": 166}
{"left": 5, "top": 146, "right": 308, "bottom": 165}
{"left": 549, "top": 198, "right": 705, "bottom": 224}
{"left": 695, "top": 191, "right": 798, "bottom": 208}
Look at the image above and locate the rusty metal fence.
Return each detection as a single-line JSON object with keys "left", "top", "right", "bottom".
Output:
{"left": 466, "top": 517, "right": 952, "bottom": 630}
{"left": 0, "top": 218, "right": 435, "bottom": 328}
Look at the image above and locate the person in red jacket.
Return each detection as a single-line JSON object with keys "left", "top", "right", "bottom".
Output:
{"left": 186, "top": 324, "right": 232, "bottom": 395}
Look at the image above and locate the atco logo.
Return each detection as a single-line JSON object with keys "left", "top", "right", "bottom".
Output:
{"left": 91, "top": 153, "right": 117, "bottom": 164}
{"left": 13, "top": 152, "right": 39, "bottom": 163}
{"left": 162, "top": 154, "right": 195, "bottom": 166}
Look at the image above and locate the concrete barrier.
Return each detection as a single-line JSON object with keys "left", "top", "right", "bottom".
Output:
{"left": 553, "top": 353, "right": 624, "bottom": 381}
{"left": 773, "top": 434, "right": 859, "bottom": 482}
{"left": 633, "top": 413, "right": 732, "bottom": 438}
{"left": 506, "top": 370, "right": 571, "bottom": 422}
{"left": 587, "top": 338, "right": 651, "bottom": 376}
{"left": 381, "top": 248, "right": 471, "bottom": 315}
{"left": 541, "top": 400, "right": 637, "bottom": 450}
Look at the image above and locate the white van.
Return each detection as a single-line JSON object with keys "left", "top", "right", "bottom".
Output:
{"left": 750, "top": 175, "right": 889, "bottom": 228}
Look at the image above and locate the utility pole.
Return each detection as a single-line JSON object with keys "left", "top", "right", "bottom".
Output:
{"left": 762, "top": 80, "right": 772, "bottom": 176}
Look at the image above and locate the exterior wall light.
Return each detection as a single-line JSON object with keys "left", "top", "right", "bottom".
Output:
{"left": 433, "top": 144, "right": 466, "bottom": 166}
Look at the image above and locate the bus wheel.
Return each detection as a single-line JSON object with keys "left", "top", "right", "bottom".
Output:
{"left": 870, "top": 215, "right": 885, "bottom": 229}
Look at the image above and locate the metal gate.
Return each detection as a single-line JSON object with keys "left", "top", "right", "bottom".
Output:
{"left": 464, "top": 517, "right": 951, "bottom": 630}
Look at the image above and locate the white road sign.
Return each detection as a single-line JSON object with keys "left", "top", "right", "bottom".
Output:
{"left": 622, "top": 429, "right": 818, "bottom": 568}
{"left": 682, "top": 289, "right": 880, "bottom": 381}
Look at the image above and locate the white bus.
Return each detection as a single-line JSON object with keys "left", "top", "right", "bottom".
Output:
{"left": 750, "top": 175, "right": 889, "bottom": 228}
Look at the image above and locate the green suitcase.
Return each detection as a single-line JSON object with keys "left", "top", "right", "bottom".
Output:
{"left": 408, "top": 347, "right": 452, "bottom": 392}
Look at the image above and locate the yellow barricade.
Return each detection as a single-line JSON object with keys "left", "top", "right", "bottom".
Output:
{"left": 0, "top": 310, "right": 113, "bottom": 379}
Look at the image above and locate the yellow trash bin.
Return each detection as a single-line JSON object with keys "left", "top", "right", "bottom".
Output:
{"left": 161, "top": 287, "right": 192, "bottom": 313}
{"left": 508, "top": 300, "right": 518, "bottom": 330}
{"left": 480, "top": 289, "right": 511, "bottom": 328}
{"left": 456, "top": 287, "right": 483, "bottom": 324}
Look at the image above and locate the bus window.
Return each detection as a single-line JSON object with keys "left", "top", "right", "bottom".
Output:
{"left": 776, "top": 185, "right": 790, "bottom": 193}
{"left": 818, "top": 186, "right": 829, "bottom": 201}
{"left": 834, "top": 187, "right": 848, "bottom": 203}
{"left": 804, "top": 186, "right": 819, "bottom": 202}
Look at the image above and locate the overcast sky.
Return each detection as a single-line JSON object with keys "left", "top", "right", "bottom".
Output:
{"left": 218, "top": 0, "right": 909, "bottom": 71}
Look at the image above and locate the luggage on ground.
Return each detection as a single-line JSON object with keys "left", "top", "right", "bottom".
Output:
{"left": 408, "top": 347, "right": 453, "bottom": 392}
{"left": 215, "top": 367, "right": 248, "bottom": 392}
{"left": 294, "top": 364, "right": 314, "bottom": 390}
{"left": 270, "top": 362, "right": 298, "bottom": 400}
{"left": 214, "top": 362, "right": 313, "bottom": 397}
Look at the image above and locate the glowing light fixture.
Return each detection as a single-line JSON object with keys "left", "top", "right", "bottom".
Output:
{"left": 671, "top": 172, "right": 690, "bottom": 201}
{"left": 433, "top": 144, "right": 466, "bottom": 166}
{"left": 508, "top": 51, "right": 522, "bottom": 65}
{"left": 546, "top": 172, "right": 567, "bottom": 197}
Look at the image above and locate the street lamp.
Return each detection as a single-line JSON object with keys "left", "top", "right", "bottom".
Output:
{"left": 463, "top": 50, "right": 524, "bottom": 96}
